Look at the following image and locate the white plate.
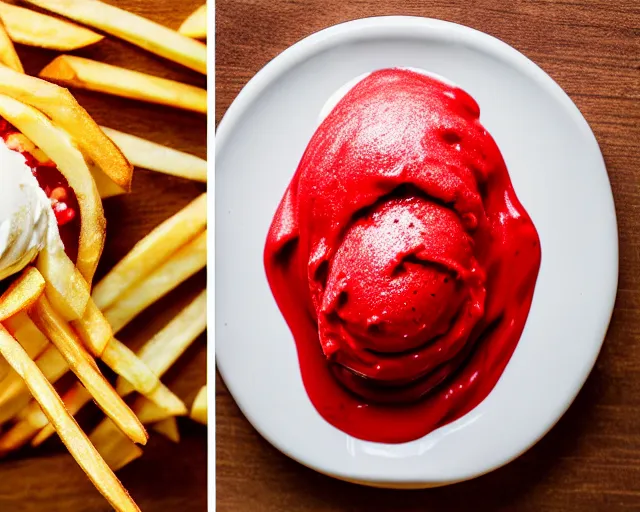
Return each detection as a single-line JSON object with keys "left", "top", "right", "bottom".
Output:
{"left": 215, "top": 16, "right": 618, "bottom": 487}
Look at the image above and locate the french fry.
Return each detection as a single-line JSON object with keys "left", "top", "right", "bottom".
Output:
{"left": 152, "top": 417, "right": 180, "bottom": 443}
{"left": 0, "top": 326, "right": 140, "bottom": 512}
{"left": 0, "top": 267, "right": 45, "bottom": 322}
{"left": 102, "top": 338, "right": 164, "bottom": 395}
{"left": 37, "top": 242, "right": 90, "bottom": 321}
{"left": 0, "top": 344, "right": 66, "bottom": 410}
{"left": 179, "top": 5, "right": 206, "bottom": 39}
{"left": 0, "top": 1, "right": 104, "bottom": 51}
{"left": 30, "top": 382, "right": 90, "bottom": 447}
{"left": 90, "top": 418, "right": 143, "bottom": 471}
{"left": 0, "top": 95, "right": 106, "bottom": 282}
{"left": 24, "top": 0, "right": 206, "bottom": 74}
{"left": 117, "top": 290, "right": 206, "bottom": 396}
{"left": 33, "top": 373, "right": 186, "bottom": 447}
{"left": 103, "top": 231, "right": 207, "bottom": 333}
{"left": 93, "top": 194, "right": 206, "bottom": 311}
{"left": 29, "top": 296, "right": 148, "bottom": 445}
{"left": 40, "top": 56, "right": 207, "bottom": 114}
{"left": 71, "top": 299, "right": 113, "bottom": 356}
{"left": 0, "top": 18, "right": 23, "bottom": 72}
{"left": 190, "top": 385, "right": 207, "bottom": 425}
{"left": 4, "top": 312, "right": 49, "bottom": 360}
{"left": 0, "top": 65, "right": 132, "bottom": 194}
{"left": 100, "top": 127, "right": 207, "bottom": 183}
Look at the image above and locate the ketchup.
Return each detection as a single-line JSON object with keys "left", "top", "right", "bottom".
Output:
{"left": 264, "top": 69, "right": 541, "bottom": 443}
{"left": 0, "top": 118, "right": 80, "bottom": 263}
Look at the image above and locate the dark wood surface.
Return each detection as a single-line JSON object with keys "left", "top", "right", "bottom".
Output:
{"left": 216, "top": 1, "right": 640, "bottom": 510}
{"left": 0, "top": 1, "right": 208, "bottom": 511}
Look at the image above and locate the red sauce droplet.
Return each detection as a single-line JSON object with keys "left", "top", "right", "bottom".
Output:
{"left": 264, "top": 69, "right": 541, "bottom": 443}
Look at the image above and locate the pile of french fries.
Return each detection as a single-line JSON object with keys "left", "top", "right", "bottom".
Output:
{"left": 0, "top": 2, "right": 208, "bottom": 511}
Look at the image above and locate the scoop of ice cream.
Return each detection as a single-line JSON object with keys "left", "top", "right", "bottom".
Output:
{"left": 0, "top": 138, "right": 59, "bottom": 281}
{"left": 265, "top": 67, "right": 540, "bottom": 417}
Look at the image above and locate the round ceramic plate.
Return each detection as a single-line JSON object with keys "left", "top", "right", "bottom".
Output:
{"left": 216, "top": 16, "right": 618, "bottom": 487}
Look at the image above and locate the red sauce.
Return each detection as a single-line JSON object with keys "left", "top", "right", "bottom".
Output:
{"left": 264, "top": 69, "right": 541, "bottom": 443}
{"left": 0, "top": 119, "right": 80, "bottom": 263}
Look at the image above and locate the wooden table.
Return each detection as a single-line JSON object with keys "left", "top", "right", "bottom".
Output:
{"left": 0, "top": 1, "right": 207, "bottom": 511}
{"left": 216, "top": 1, "right": 640, "bottom": 510}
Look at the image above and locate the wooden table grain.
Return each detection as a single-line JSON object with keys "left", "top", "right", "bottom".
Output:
{"left": 0, "top": 1, "right": 207, "bottom": 511}
{"left": 216, "top": 1, "right": 640, "bottom": 510}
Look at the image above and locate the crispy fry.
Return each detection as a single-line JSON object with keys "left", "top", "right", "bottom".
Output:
{"left": 33, "top": 372, "right": 186, "bottom": 446}
{"left": 0, "top": 1, "right": 103, "bottom": 51}
{"left": 37, "top": 242, "right": 90, "bottom": 321}
{"left": 100, "top": 127, "right": 207, "bottom": 182}
{"left": 93, "top": 194, "right": 206, "bottom": 311}
{"left": 102, "top": 338, "right": 163, "bottom": 395}
{"left": 0, "top": 326, "right": 140, "bottom": 512}
{"left": 135, "top": 397, "right": 175, "bottom": 425}
{"left": 4, "top": 313, "right": 49, "bottom": 359}
{"left": 30, "top": 382, "right": 90, "bottom": 447}
{"left": 190, "top": 385, "right": 207, "bottom": 425}
{"left": 40, "top": 56, "right": 207, "bottom": 113}
{"left": 0, "top": 344, "right": 66, "bottom": 410}
{"left": 0, "top": 267, "right": 45, "bottom": 322}
{"left": 103, "top": 231, "right": 207, "bottom": 332}
{"left": 152, "top": 417, "right": 180, "bottom": 443}
{"left": 178, "top": 5, "right": 206, "bottom": 39}
{"left": 24, "top": 0, "right": 206, "bottom": 74}
{"left": 90, "top": 418, "right": 143, "bottom": 471}
{"left": 117, "top": 290, "right": 206, "bottom": 396}
{"left": 0, "top": 18, "right": 23, "bottom": 72}
{"left": 0, "top": 95, "right": 106, "bottom": 282}
{"left": 0, "top": 65, "right": 132, "bottom": 192}
{"left": 71, "top": 298, "right": 113, "bottom": 356}
{"left": 29, "top": 296, "right": 148, "bottom": 445}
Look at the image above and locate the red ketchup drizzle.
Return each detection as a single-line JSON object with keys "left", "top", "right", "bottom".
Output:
{"left": 264, "top": 69, "right": 541, "bottom": 443}
{"left": 0, "top": 119, "right": 80, "bottom": 263}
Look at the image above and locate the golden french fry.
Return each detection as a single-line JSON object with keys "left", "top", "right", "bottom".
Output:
{"left": 0, "top": 95, "right": 106, "bottom": 282}
{"left": 102, "top": 338, "right": 163, "bottom": 395}
{"left": 100, "top": 127, "right": 207, "bottom": 183}
{"left": 0, "top": 65, "right": 132, "bottom": 193}
{"left": 37, "top": 243, "right": 90, "bottom": 321}
{"left": 29, "top": 296, "right": 148, "bottom": 445}
{"left": 30, "top": 382, "right": 90, "bottom": 447}
{"left": 93, "top": 194, "right": 206, "bottom": 311}
{"left": 33, "top": 373, "right": 186, "bottom": 447}
{"left": 0, "top": 1, "right": 104, "bottom": 51}
{"left": 179, "top": 5, "right": 206, "bottom": 39}
{"left": 152, "top": 417, "right": 180, "bottom": 443}
{"left": 0, "top": 267, "right": 45, "bottom": 321}
{"left": 0, "top": 326, "right": 140, "bottom": 512}
{"left": 4, "top": 312, "right": 49, "bottom": 359}
{"left": 0, "top": 343, "right": 66, "bottom": 411}
{"left": 135, "top": 397, "right": 174, "bottom": 425}
{"left": 40, "top": 56, "right": 207, "bottom": 114}
{"left": 71, "top": 299, "right": 112, "bottom": 356}
{"left": 24, "top": 0, "right": 206, "bottom": 74}
{"left": 117, "top": 290, "right": 206, "bottom": 396}
{"left": 190, "top": 385, "right": 207, "bottom": 425}
{"left": 0, "top": 17, "right": 22, "bottom": 72}
{"left": 103, "top": 231, "right": 207, "bottom": 333}
{"left": 90, "top": 418, "right": 143, "bottom": 471}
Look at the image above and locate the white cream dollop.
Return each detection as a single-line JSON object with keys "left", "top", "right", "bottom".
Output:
{"left": 0, "top": 139, "right": 60, "bottom": 281}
